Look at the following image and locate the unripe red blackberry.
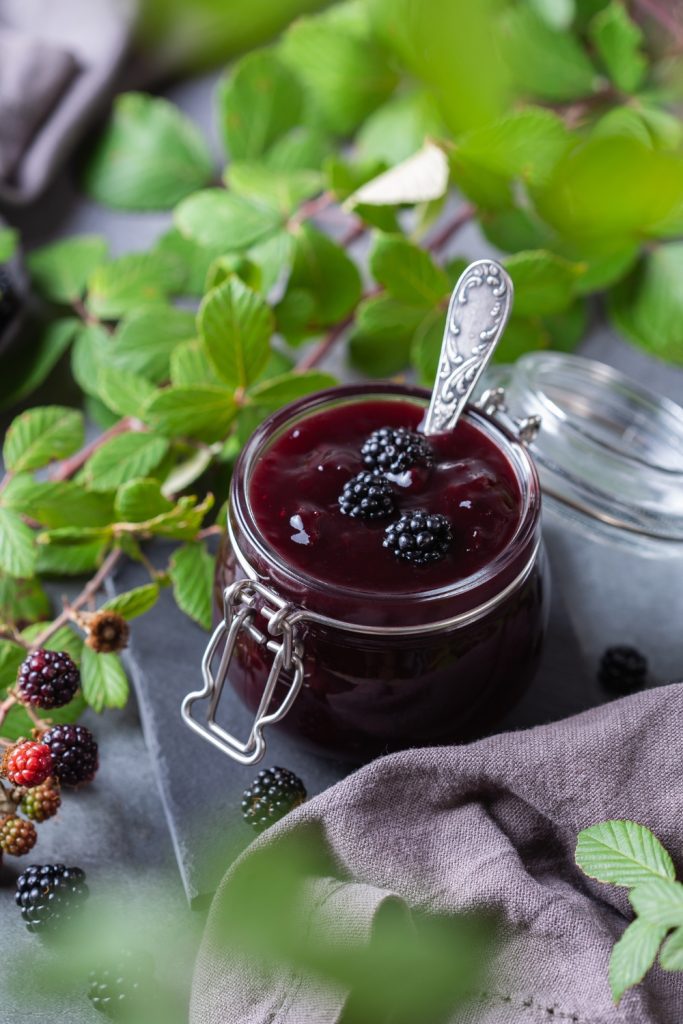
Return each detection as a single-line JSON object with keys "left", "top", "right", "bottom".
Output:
{"left": 41, "top": 724, "right": 98, "bottom": 787}
{"left": 18, "top": 648, "right": 80, "bottom": 709}
{"left": 1, "top": 740, "right": 53, "bottom": 788}
{"left": 0, "top": 814, "right": 37, "bottom": 856}
{"left": 21, "top": 776, "right": 61, "bottom": 822}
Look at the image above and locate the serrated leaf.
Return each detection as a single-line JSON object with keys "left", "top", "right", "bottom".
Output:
{"left": 152, "top": 228, "right": 227, "bottom": 299}
{"left": 204, "top": 253, "right": 262, "bottom": 294}
{"left": 218, "top": 50, "right": 304, "bottom": 159}
{"left": 2, "top": 477, "right": 114, "bottom": 529}
{"left": 170, "top": 339, "right": 221, "bottom": 388}
{"left": 143, "top": 387, "right": 237, "bottom": 443}
{"left": 357, "top": 89, "right": 446, "bottom": 167}
{"left": 71, "top": 323, "right": 111, "bottom": 398}
{"left": 87, "top": 251, "right": 180, "bottom": 320}
{"left": 175, "top": 189, "right": 283, "bottom": 251}
{"left": 629, "top": 879, "right": 683, "bottom": 928}
{"left": 0, "top": 509, "right": 36, "bottom": 578}
{"left": 169, "top": 542, "right": 214, "bottom": 630}
{"left": 0, "top": 575, "right": 51, "bottom": 626}
{"left": 80, "top": 646, "right": 129, "bottom": 712}
{"left": 28, "top": 235, "right": 108, "bottom": 303}
{"left": 576, "top": 820, "right": 675, "bottom": 887}
{"left": 84, "top": 92, "right": 214, "bottom": 210}
{"left": 97, "top": 365, "right": 156, "bottom": 418}
{"left": 35, "top": 539, "right": 108, "bottom": 577}
{"left": 349, "top": 295, "right": 424, "bottom": 376}
{"left": 0, "top": 640, "right": 26, "bottom": 693}
{"left": 248, "top": 229, "right": 295, "bottom": 294}
{"left": 109, "top": 307, "right": 196, "bottom": 383}
{"left": 82, "top": 432, "right": 170, "bottom": 492}
{"left": 0, "top": 318, "right": 80, "bottom": 411}
{"left": 38, "top": 526, "right": 114, "bottom": 547}
{"left": 143, "top": 493, "right": 214, "bottom": 541}
{"left": 589, "top": 1, "right": 646, "bottom": 93}
{"left": 114, "top": 479, "right": 173, "bottom": 523}
{"left": 198, "top": 277, "right": 273, "bottom": 389}
{"left": 3, "top": 406, "right": 84, "bottom": 473}
{"left": 0, "top": 227, "right": 17, "bottom": 262}
{"left": 505, "top": 250, "right": 583, "bottom": 316}
{"left": 248, "top": 370, "right": 337, "bottom": 408}
{"left": 348, "top": 142, "right": 449, "bottom": 208}
{"left": 501, "top": 6, "right": 597, "bottom": 101}
{"left": 227, "top": 162, "right": 323, "bottom": 216}
{"left": 609, "top": 918, "right": 665, "bottom": 1004}
{"left": 370, "top": 234, "right": 449, "bottom": 307}
{"left": 102, "top": 583, "right": 159, "bottom": 620}
{"left": 457, "top": 109, "right": 571, "bottom": 187}
{"left": 282, "top": 225, "right": 361, "bottom": 339}
{"left": 609, "top": 246, "right": 683, "bottom": 365}
{"left": 660, "top": 927, "right": 683, "bottom": 971}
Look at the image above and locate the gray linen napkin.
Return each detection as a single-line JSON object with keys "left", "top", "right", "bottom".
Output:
{"left": 191, "top": 683, "right": 683, "bottom": 1023}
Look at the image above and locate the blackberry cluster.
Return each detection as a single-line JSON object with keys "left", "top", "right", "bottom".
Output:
{"left": 18, "top": 648, "right": 80, "bottom": 710}
{"left": 338, "top": 471, "right": 395, "bottom": 520}
{"left": 242, "top": 766, "right": 307, "bottom": 833}
{"left": 383, "top": 511, "right": 453, "bottom": 566}
{"left": 598, "top": 646, "right": 649, "bottom": 696}
{"left": 15, "top": 863, "right": 88, "bottom": 933}
{"left": 87, "top": 950, "right": 155, "bottom": 1020}
{"left": 0, "top": 267, "right": 18, "bottom": 331}
{"left": 41, "top": 724, "right": 99, "bottom": 787}
{"left": 361, "top": 426, "right": 434, "bottom": 474}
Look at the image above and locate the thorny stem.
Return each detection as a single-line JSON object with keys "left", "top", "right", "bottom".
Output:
{"left": 30, "top": 548, "right": 123, "bottom": 650}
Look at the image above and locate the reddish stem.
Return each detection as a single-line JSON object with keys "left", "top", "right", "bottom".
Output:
{"left": 50, "top": 417, "right": 137, "bottom": 482}
{"left": 30, "top": 548, "right": 123, "bottom": 650}
{"left": 426, "top": 204, "right": 476, "bottom": 254}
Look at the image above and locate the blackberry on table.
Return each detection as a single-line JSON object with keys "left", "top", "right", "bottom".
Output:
{"left": 338, "top": 471, "right": 396, "bottom": 520}
{"left": 41, "top": 724, "right": 98, "bottom": 787}
{"left": 361, "top": 427, "right": 433, "bottom": 474}
{"left": 87, "top": 949, "right": 155, "bottom": 1020}
{"left": 242, "top": 766, "right": 307, "bottom": 833}
{"left": 15, "top": 863, "right": 88, "bottom": 933}
{"left": 383, "top": 510, "right": 453, "bottom": 566}
{"left": 598, "top": 646, "right": 648, "bottom": 696}
{"left": 18, "top": 648, "right": 80, "bottom": 710}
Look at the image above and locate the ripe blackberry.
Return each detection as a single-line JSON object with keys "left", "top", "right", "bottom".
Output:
{"left": 0, "top": 815, "right": 37, "bottom": 856}
{"left": 21, "top": 776, "right": 61, "bottom": 822}
{"left": 338, "top": 471, "right": 395, "bottom": 520}
{"left": 361, "top": 426, "right": 433, "bottom": 474}
{"left": 17, "top": 648, "right": 80, "bottom": 710}
{"left": 0, "top": 267, "right": 18, "bottom": 331}
{"left": 87, "top": 950, "right": 155, "bottom": 1020}
{"left": 84, "top": 611, "right": 130, "bottom": 654}
{"left": 242, "top": 766, "right": 307, "bottom": 833}
{"left": 1, "top": 740, "right": 53, "bottom": 788}
{"left": 41, "top": 724, "right": 98, "bottom": 787}
{"left": 598, "top": 646, "right": 648, "bottom": 696}
{"left": 15, "top": 863, "right": 88, "bottom": 933}
{"left": 383, "top": 510, "right": 453, "bottom": 565}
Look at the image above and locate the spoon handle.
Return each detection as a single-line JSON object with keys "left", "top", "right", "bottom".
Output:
{"left": 423, "top": 259, "right": 513, "bottom": 436}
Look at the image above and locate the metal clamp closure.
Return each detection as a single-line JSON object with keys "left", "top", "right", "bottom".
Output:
{"left": 476, "top": 386, "right": 541, "bottom": 446}
{"left": 181, "top": 579, "right": 304, "bottom": 766}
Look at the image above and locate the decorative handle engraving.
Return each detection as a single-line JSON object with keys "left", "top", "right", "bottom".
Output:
{"left": 423, "top": 259, "right": 513, "bottom": 436}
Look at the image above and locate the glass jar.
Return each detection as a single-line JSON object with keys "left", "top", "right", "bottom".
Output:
{"left": 182, "top": 383, "right": 548, "bottom": 764}
{"left": 485, "top": 352, "right": 683, "bottom": 683}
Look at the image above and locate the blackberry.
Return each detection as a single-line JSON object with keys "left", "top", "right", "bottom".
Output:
{"left": 0, "top": 267, "right": 18, "bottom": 331}
{"left": 41, "top": 724, "right": 98, "bottom": 787}
{"left": 361, "top": 427, "right": 433, "bottom": 475}
{"left": 242, "top": 766, "right": 307, "bottom": 833}
{"left": 21, "top": 776, "right": 61, "bottom": 822}
{"left": 15, "top": 863, "right": 88, "bottom": 933}
{"left": 0, "top": 815, "right": 37, "bottom": 856}
{"left": 598, "top": 646, "right": 648, "bottom": 696}
{"left": 87, "top": 949, "right": 155, "bottom": 1020}
{"left": 17, "top": 648, "right": 80, "bottom": 710}
{"left": 383, "top": 510, "right": 453, "bottom": 565}
{"left": 338, "top": 471, "right": 395, "bottom": 520}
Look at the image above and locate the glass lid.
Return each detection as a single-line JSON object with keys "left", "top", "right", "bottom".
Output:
{"left": 484, "top": 352, "right": 683, "bottom": 541}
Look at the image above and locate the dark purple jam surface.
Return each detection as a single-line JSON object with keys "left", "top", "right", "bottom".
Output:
{"left": 249, "top": 399, "right": 522, "bottom": 594}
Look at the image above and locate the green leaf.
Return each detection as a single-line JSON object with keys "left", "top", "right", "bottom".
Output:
{"left": 170, "top": 339, "right": 221, "bottom": 388}
{"left": 589, "top": 1, "right": 646, "bottom": 93}
{"left": 282, "top": 225, "right": 361, "bottom": 338}
{"left": 2, "top": 477, "right": 114, "bottom": 529}
{"left": 227, "top": 162, "right": 323, "bottom": 216}
{"left": 21, "top": 623, "right": 84, "bottom": 664}
{"left": 0, "top": 575, "right": 51, "bottom": 626}
{"left": 142, "top": 493, "right": 214, "bottom": 541}
{"left": 370, "top": 234, "right": 449, "bottom": 307}
{"left": 0, "top": 693, "right": 85, "bottom": 741}
{"left": 175, "top": 189, "right": 283, "bottom": 251}
{"left": 97, "top": 366, "right": 156, "bottom": 418}
{"left": 457, "top": 109, "right": 571, "bottom": 187}
{"left": 3, "top": 405, "right": 84, "bottom": 473}
{"left": 570, "top": 243, "right": 639, "bottom": 294}
{"left": 102, "top": 583, "right": 159, "bottom": 620}
{"left": 0, "top": 640, "right": 26, "bottom": 693}
{"left": 505, "top": 250, "right": 583, "bottom": 316}
{"left": 501, "top": 6, "right": 598, "bottom": 101}
{"left": 205, "top": 253, "right": 263, "bottom": 294}
{"left": 36, "top": 540, "right": 108, "bottom": 577}
{"left": 87, "top": 251, "right": 180, "bottom": 319}
{"left": 82, "top": 432, "right": 170, "bottom": 492}
{"left": 218, "top": 50, "right": 304, "bottom": 159}
{"left": 152, "top": 228, "right": 227, "bottom": 298}
{"left": 0, "top": 509, "right": 36, "bottom": 578}
{"left": 280, "top": 15, "right": 397, "bottom": 135}
{"left": 348, "top": 142, "right": 449, "bottom": 207}
{"left": 576, "top": 820, "right": 676, "bottom": 887}
{"left": 629, "top": 879, "right": 683, "bottom": 928}
{"left": 527, "top": 0, "right": 575, "bottom": 29}
{"left": 71, "top": 323, "right": 110, "bottom": 398}
{"left": 248, "top": 370, "right": 337, "bottom": 408}
{"left": 109, "top": 307, "right": 196, "bottom": 383}
{"left": 410, "top": 308, "right": 448, "bottom": 386}
{"left": 660, "top": 927, "right": 683, "bottom": 972}
{"left": 28, "top": 235, "right": 108, "bottom": 303}
{"left": 349, "top": 295, "right": 424, "bottom": 376}
{"left": 0, "top": 317, "right": 79, "bottom": 411}
{"left": 609, "top": 918, "right": 665, "bottom": 1004}
{"left": 198, "top": 277, "right": 273, "bottom": 389}
{"left": 161, "top": 448, "right": 213, "bottom": 497}
{"left": 115, "top": 478, "right": 173, "bottom": 523}
{"left": 143, "top": 387, "right": 237, "bottom": 443}
{"left": 266, "top": 126, "right": 330, "bottom": 173}
{"left": 37, "top": 526, "right": 113, "bottom": 547}
{"left": 0, "top": 226, "right": 18, "bottom": 262}
{"left": 480, "top": 207, "right": 555, "bottom": 253}
{"left": 248, "top": 229, "right": 295, "bottom": 294}
{"left": 169, "top": 542, "right": 214, "bottom": 630}
{"left": 357, "top": 89, "right": 446, "bottom": 167}
{"left": 80, "top": 646, "right": 129, "bottom": 712}
{"left": 609, "top": 246, "right": 683, "bottom": 365}
{"left": 84, "top": 92, "right": 214, "bottom": 210}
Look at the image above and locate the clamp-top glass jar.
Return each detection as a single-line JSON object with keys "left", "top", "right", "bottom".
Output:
{"left": 183, "top": 383, "right": 548, "bottom": 764}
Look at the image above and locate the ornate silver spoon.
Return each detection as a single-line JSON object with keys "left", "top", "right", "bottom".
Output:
{"left": 423, "top": 259, "right": 514, "bottom": 436}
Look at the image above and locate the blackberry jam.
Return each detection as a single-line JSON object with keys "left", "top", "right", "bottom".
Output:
{"left": 198, "top": 384, "right": 548, "bottom": 763}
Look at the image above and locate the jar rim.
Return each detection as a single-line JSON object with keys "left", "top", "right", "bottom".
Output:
{"left": 229, "top": 383, "right": 542, "bottom": 625}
